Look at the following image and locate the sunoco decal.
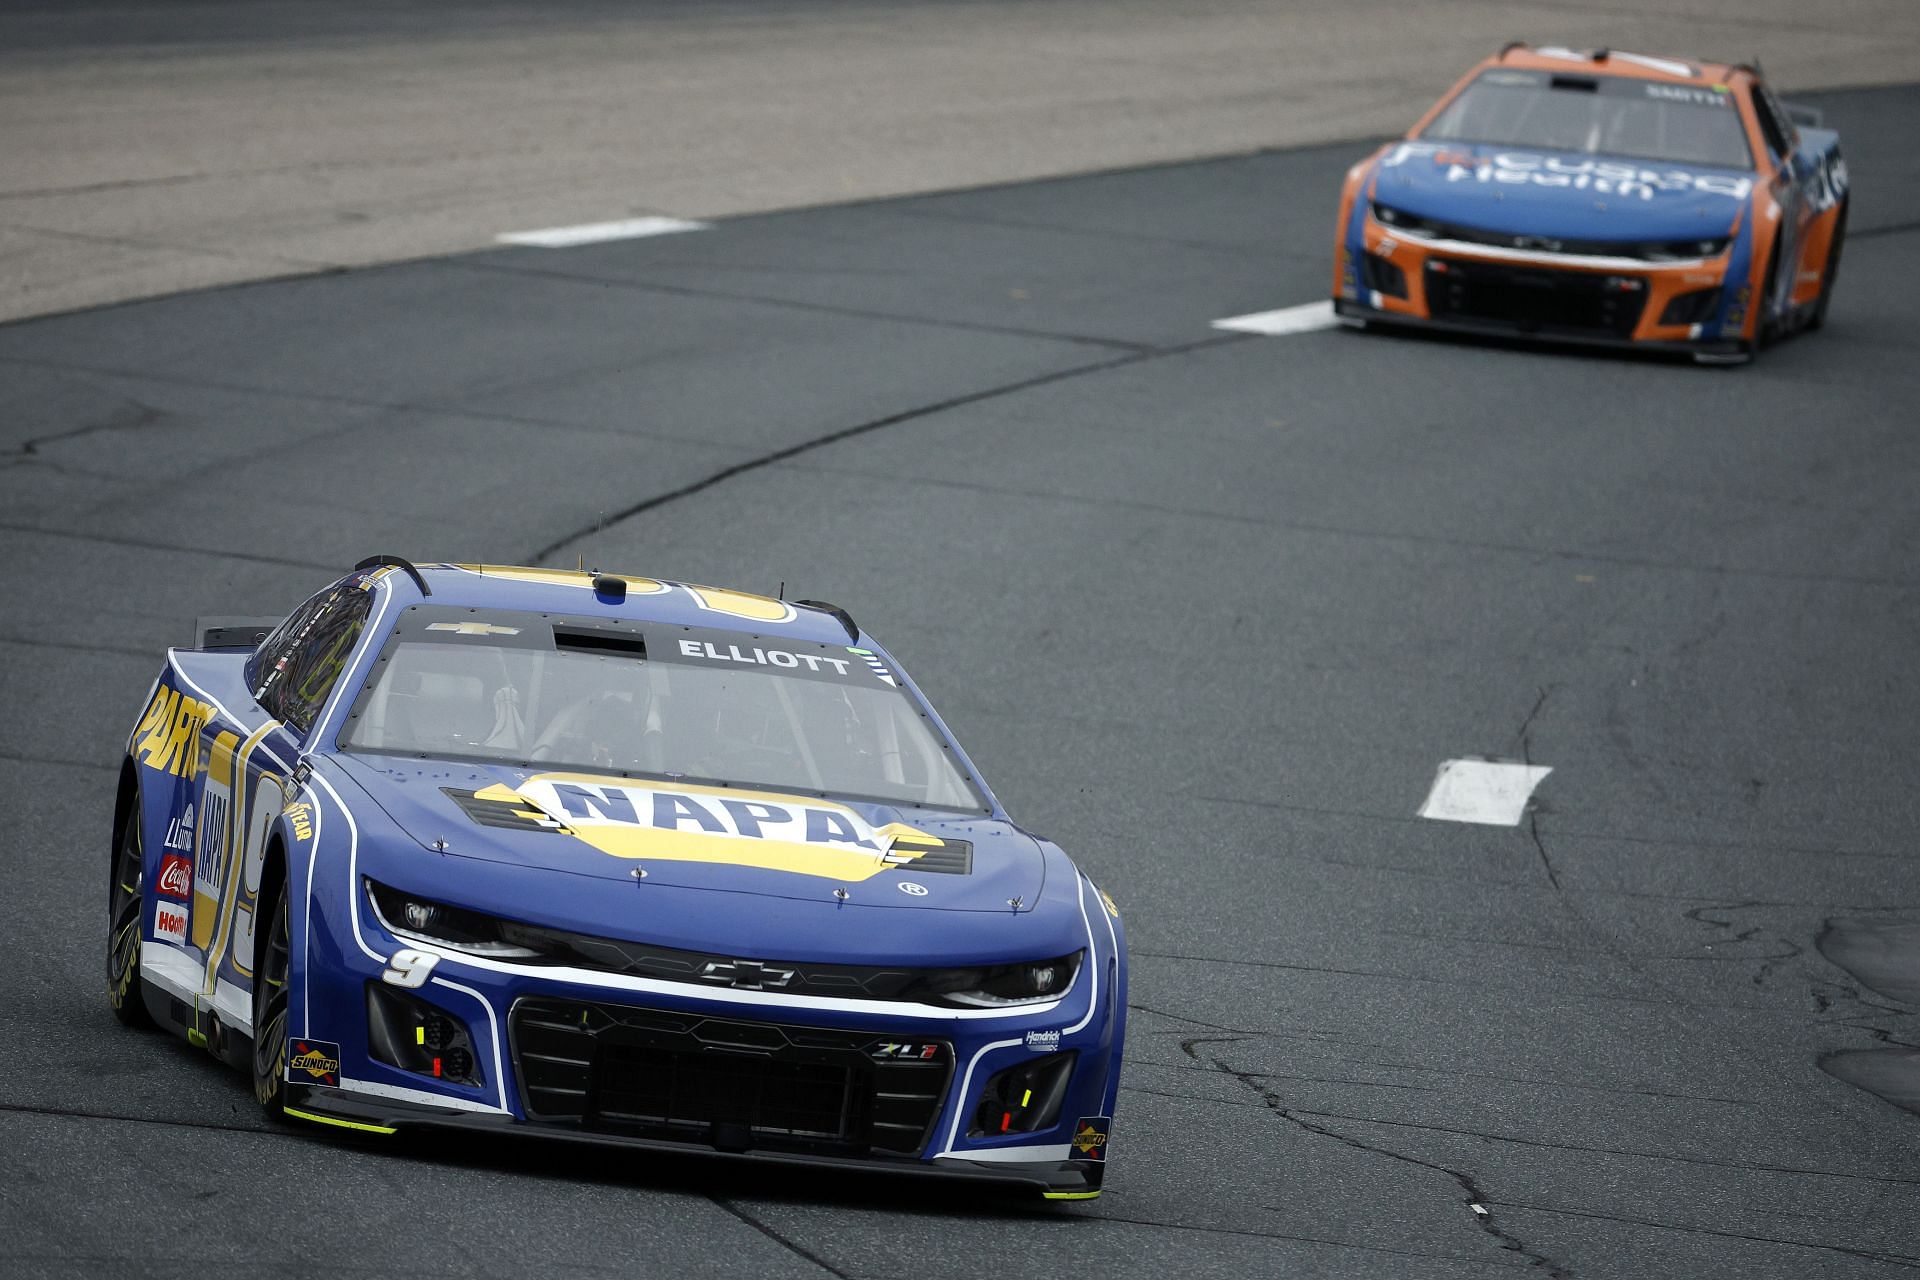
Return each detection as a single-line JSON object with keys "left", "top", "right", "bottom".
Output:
{"left": 287, "top": 1038, "right": 342, "bottom": 1087}
{"left": 1071, "top": 1116, "right": 1111, "bottom": 1161}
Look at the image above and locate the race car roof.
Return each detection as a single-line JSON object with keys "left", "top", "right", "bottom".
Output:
{"left": 379, "top": 562, "right": 865, "bottom": 646}
{"left": 1495, "top": 44, "right": 1750, "bottom": 88}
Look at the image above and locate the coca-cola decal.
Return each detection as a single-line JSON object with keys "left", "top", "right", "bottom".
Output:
{"left": 156, "top": 854, "right": 193, "bottom": 901}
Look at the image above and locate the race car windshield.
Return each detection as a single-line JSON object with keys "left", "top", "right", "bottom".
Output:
{"left": 1421, "top": 70, "right": 1754, "bottom": 170}
{"left": 341, "top": 613, "right": 986, "bottom": 813}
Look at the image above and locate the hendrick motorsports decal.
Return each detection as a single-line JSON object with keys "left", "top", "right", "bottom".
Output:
{"left": 1381, "top": 142, "right": 1753, "bottom": 202}
{"left": 287, "top": 1038, "right": 342, "bottom": 1087}
{"left": 456, "top": 775, "right": 959, "bottom": 882}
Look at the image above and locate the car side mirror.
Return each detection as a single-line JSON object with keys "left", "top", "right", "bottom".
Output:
{"left": 1781, "top": 100, "right": 1823, "bottom": 129}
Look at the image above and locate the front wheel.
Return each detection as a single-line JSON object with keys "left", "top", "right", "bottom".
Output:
{"left": 1809, "top": 200, "right": 1848, "bottom": 331}
{"left": 1757, "top": 231, "right": 1785, "bottom": 349}
{"left": 107, "top": 799, "right": 155, "bottom": 1028}
{"left": 251, "top": 870, "right": 291, "bottom": 1114}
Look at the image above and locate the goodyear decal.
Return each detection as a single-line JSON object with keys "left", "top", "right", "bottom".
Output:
{"left": 284, "top": 801, "right": 314, "bottom": 842}
{"left": 131, "top": 686, "right": 214, "bottom": 779}
{"left": 475, "top": 774, "right": 945, "bottom": 882}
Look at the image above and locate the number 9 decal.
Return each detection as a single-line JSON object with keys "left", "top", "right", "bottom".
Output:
{"left": 381, "top": 948, "right": 440, "bottom": 989}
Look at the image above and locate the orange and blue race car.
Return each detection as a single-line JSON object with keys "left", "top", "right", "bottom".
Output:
{"left": 1332, "top": 44, "right": 1848, "bottom": 363}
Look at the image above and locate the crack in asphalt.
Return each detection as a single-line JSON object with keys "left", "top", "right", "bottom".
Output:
{"left": 453, "top": 258, "right": 1154, "bottom": 353}
{"left": 1314, "top": 1058, "right": 1767, "bottom": 1110}
{"left": 0, "top": 395, "right": 167, "bottom": 465}
{"left": 528, "top": 333, "right": 1248, "bottom": 564}
{"left": 0, "top": 1100, "right": 270, "bottom": 1136}
{"left": 1087, "top": 1208, "right": 1542, "bottom": 1269}
{"left": 0, "top": 749, "right": 120, "bottom": 773}
{"left": 1852, "top": 218, "right": 1920, "bottom": 241}
{"left": 0, "top": 519, "right": 336, "bottom": 570}
{"left": 1276, "top": 1107, "right": 1920, "bottom": 1188}
{"left": 709, "top": 1198, "right": 852, "bottom": 1279}
{"left": 1179, "top": 1037, "right": 1574, "bottom": 1277}
{"left": 1489, "top": 1197, "right": 1920, "bottom": 1269}
{"left": 0, "top": 633, "right": 161, "bottom": 660}
{"left": 1678, "top": 902, "right": 1806, "bottom": 987}
{"left": 776, "top": 455, "right": 1920, "bottom": 592}
{"left": 0, "top": 352, "right": 757, "bottom": 455}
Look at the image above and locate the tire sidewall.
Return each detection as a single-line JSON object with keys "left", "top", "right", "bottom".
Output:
{"left": 251, "top": 872, "right": 290, "bottom": 1114}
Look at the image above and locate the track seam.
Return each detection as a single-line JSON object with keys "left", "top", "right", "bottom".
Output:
{"left": 529, "top": 332, "right": 1249, "bottom": 563}
{"left": 0, "top": 1100, "right": 269, "bottom": 1136}
{"left": 450, "top": 259, "right": 1152, "bottom": 352}
{"left": 709, "top": 1197, "right": 852, "bottom": 1279}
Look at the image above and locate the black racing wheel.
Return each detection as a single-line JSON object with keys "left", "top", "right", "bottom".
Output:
{"left": 251, "top": 869, "right": 291, "bottom": 1114}
{"left": 1809, "top": 200, "right": 1848, "bottom": 331}
{"left": 107, "top": 798, "right": 154, "bottom": 1028}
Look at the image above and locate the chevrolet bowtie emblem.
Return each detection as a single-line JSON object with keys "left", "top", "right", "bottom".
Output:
{"left": 699, "top": 959, "right": 795, "bottom": 990}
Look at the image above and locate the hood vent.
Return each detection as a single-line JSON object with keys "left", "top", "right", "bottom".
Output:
{"left": 883, "top": 836, "right": 972, "bottom": 876}
{"left": 443, "top": 787, "right": 569, "bottom": 834}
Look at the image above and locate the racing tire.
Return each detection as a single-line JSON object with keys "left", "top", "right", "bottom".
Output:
{"left": 1809, "top": 200, "right": 1848, "bottom": 331}
{"left": 107, "top": 798, "right": 155, "bottom": 1028}
{"left": 251, "top": 868, "right": 292, "bottom": 1115}
{"left": 1757, "top": 232, "right": 1784, "bottom": 349}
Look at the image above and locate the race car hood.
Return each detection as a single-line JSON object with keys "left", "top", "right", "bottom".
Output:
{"left": 330, "top": 755, "right": 1048, "bottom": 921}
{"left": 1370, "top": 140, "right": 1751, "bottom": 242}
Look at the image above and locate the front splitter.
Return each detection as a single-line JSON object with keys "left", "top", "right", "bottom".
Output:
{"left": 282, "top": 1084, "right": 1103, "bottom": 1199}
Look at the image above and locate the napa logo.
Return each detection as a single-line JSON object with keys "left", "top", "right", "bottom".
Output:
{"left": 476, "top": 774, "right": 943, "bottom": 882}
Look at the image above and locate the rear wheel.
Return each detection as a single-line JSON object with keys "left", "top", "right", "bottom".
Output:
{"left": 107, "top": 799, "right": 154, "bottom": 1028}
{"left": 1809, "top": 200, "right": 1848, "bottom": 331}
{"left": 251, "top": 870, "right": 291, "bottom": 1114}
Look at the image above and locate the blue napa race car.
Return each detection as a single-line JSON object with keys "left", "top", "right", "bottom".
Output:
{"left": 109, "top": 557, "right": 1125, "bottom": 1198}
{"left": 1333, "top": 45, "right": 1849, "bottom": 363}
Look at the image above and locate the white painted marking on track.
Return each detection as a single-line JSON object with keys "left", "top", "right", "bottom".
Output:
{"left": 496, "top": 216, "right": 708, "bottom": 248}
{"left": 1210, "top": 300, "right": 1338, "bottom": 336}
{"left": 1418, "top": 759, "right": 1552, "bottom": 826}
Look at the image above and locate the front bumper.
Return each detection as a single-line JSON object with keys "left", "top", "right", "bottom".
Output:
{"left": 1334, "top": 216, "right": 1752, "bottom": 359}
{"left": 1333, "top": 297, "right": 1748, "bottom": 362}
{"left": 288, "top": 863, "right": 1125, "bottom": 1199}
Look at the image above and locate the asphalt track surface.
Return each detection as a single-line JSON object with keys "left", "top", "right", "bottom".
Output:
{"left": 8, "top": 0, "right": 1920, "bottom": 322}
{"left": 5, "top": 81, "right": 1920, "bottom": 1280}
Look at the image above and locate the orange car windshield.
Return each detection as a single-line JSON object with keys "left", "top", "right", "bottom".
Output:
{"left": 1423, "top": 69, "right": 1754, "bottom": 171}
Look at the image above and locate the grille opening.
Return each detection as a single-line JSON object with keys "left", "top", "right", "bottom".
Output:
{"left": 1660, "top": 287, "right": 1722, "bottom": 327}
{"left": 1363, "top": 253, "right": 1409, "bottom": 299}
{"left": 511, "top": 999, "right": 951, "bottom": 1157}
{"left": 1424, "top": 257, "right": 1645, "bottom": 338}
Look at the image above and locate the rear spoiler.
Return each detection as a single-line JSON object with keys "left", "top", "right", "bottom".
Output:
{"left": 196, "top": 616, "right": 280, "bottom": 650}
